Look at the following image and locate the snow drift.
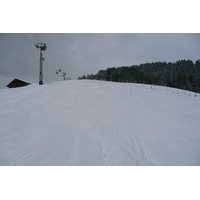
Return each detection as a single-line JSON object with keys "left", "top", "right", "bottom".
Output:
{"left": 0, "top": 80, "right": 200, "bottom": 165}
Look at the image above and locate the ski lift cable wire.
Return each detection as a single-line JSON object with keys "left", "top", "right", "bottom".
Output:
{"left": 32, "top": 33, "right": 61, "bottom": 69}
{"left": 46, "top": 48, "right": 62, "bottom": 71}
{"left": 21, "top": 33, "right": 63, "bottom": 74}
{"left": 45, "top": 57, "right": 58, "bottom": 70}
{"left": 32, "top": 34, "right": 63, "bottom": 72}
{"left": 21, "top": 33, "right": 35, "bottom": 45}
{"left": 45, "top": 51, "right": 64, "bottom": 75}
{"left": 31, "top": 33, "right": 42, "bottom": 43}
{"left": 33, "top": 34, "right": 62, "bottom": 71}
{"left": 32, "top": 33, "right": 43, "bottom": 43}
{"left": 21, "top": 33, "right": 57, "bottom": 72}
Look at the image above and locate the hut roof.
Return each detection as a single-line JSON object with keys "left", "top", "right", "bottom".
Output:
{"left": 7, "top": 78, "right": 31, "bottom": 88}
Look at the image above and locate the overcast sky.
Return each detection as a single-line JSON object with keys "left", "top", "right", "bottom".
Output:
{"left": 1, "top": 33, "right": 200, "bottom": 89}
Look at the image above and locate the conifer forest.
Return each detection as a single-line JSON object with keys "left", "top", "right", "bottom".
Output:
{"left": 79, "top": 59, "right": 200, "bottom": 93}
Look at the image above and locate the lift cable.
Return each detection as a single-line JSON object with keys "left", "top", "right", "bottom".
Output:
{"left": 46, "top": 48, "right": 62, "bottom": 71}
{"left": 21, "top": 33, "right": 35, "bottom": 45}
{"left": 32, "top": 33, "right": 43, "bottom": 43}
{"left": 45, "top": 57, "right": 58, "bottom": 70}
{"left": 33, "top": 34, "right": 63, "bottom": 73}
{"left": 32, "top": 34, "right": 63, "bottom": 72}
{"left": 21, "top": 33, "right": 65, "bottom": 76}
{"left": 21, "top": 33, "right": 57, "bottom": 68}
{"left": 31, "top": 33, "right": 42, "bottom": 43}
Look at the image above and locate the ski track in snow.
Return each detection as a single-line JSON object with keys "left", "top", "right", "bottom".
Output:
{"left": 0, "top": 80, "right": 200, "bottom": 166}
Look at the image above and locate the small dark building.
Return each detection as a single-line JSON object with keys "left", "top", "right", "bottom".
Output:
{"left": 7, "top": 78, "right": 31, "bottom": 88}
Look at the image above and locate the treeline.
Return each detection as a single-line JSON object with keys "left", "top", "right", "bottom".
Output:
{"left": 78, "top": 59, "right": 200, "bottom": 93}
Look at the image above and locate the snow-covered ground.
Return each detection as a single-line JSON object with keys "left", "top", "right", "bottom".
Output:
{"left": 0, "top": 80, "right": 200, "bottom": 166}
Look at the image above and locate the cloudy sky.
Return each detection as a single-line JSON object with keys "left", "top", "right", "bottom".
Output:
{"left": 0, "top": 33, "right": 200, "bottom": 89}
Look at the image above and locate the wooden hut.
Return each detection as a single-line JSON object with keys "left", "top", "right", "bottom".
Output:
{"left": 7, "top": 78, "right": 31, "bottom": 88}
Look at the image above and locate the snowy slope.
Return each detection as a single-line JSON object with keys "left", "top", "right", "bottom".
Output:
{"left": 0, "top": 80, "right": 200, "bottom": 166}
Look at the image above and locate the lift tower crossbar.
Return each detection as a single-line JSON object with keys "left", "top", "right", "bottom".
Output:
{"left": 35, "top": 43, "right": 47, "bottom": 85}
